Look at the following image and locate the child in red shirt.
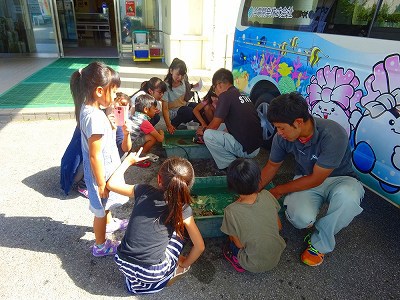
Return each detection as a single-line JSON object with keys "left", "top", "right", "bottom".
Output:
{"left": 128, "top": 93, "right": 164, "bottom": 165}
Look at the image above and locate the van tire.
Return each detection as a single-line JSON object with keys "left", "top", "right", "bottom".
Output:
{"left": 255, "top": 93, "right": 276, "bottom": 149}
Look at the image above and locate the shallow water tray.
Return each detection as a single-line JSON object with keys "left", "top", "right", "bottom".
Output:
{"left": 162, "top": 130, "right": 212, "bottom": 159}
{"left": 192, "top": 176, "right": 274, "bottom": 238}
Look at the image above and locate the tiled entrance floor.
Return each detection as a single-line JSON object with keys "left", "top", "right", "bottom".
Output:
{"left": 0, "top": 58, "right": 119, "bottom": 109}
{"left": 0, "top": 57, "right": 212, "bottom": 122}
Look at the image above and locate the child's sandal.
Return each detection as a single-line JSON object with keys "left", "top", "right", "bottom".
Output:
{"left": 167, "top": 265, "right": 191, "bottom": 286}
{"left": 147, "top": 153, "right": 159, "bottom": 162}
{"left": 134, "top": 160, "right": 151, "bottom": 168}
{"left": 193, "top": 134, "right": 205, "bottom": 144}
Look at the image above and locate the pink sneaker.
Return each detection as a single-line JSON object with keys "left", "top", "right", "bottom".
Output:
{"left": 106, "top": 218, "right": 129, "bottom": 233}
{"left": 77, "top": 188, "right": 89, "bottom": 198}
{"left": 223, "top": 243, "right": 245, "bottom": 273}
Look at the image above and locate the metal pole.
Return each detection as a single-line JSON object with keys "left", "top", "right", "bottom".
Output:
{"left": 367, "top": 0, "right": 383, "bottom": 37}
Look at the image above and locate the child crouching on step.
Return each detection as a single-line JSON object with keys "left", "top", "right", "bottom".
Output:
{"left": 128, "top": 93, "right": 164, "bottom": 167}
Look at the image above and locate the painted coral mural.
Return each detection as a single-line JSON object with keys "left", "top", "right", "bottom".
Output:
{"left": 232, "top": 69, "right": 249, "bottom": 91}
{"left": 350, "top": 54, "right": 400, "bottom": 194}
{"left": 234, "top": 34, "right": 319, "bottom": 96}
{"left": 306, "top": 65, "right": 363, "bottom": 135}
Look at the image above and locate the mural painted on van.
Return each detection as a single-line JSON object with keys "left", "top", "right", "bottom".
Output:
{"left": 232, "top": 27, "right": 400, "bottom": 206}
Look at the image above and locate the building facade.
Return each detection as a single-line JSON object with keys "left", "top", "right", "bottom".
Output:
{"left": 0, "top": 0, "right": 240, "bottom": 70}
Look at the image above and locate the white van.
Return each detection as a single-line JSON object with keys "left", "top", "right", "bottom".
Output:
{"left": 232, "top": 0, "right": 400, "bottom": 207}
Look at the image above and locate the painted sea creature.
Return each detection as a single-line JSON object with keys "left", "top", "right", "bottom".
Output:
{"left": 350, "top": 54, "right": 400, "bottom": 194}
{"left": 277, "top": 62, "right": 296, "bottom": 94}
{"left": 240, "top": 52, "right": 247, "bottom": 64}
{"left": 258, "top": 36, "right": 267, "bottom": 45}
{"left": 290, "top": 36, "right": 299, "bottom": 50}
{"left": 306, "top": 65, "right": 362, "bottom": 135}
{"left": 279, "top": 42, "right": 288, "bottom": 56}
{"left": 306, "top": 46, "right": 328, "bottom": 67}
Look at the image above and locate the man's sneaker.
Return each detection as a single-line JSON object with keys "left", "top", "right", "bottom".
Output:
{"left": 92, "top": 239, "right": 120, "bottom": 257}
{"left": 222, "top": 243, "right": 245, "bottom": 273}
{"left": 303, "top": 232, "right": 311, "bottom": 244}
{"left": 301, "top": 244, "right": 324, "bottom": 266}
{"left": 106, "top": 218, "right": 129, "bottom": 233}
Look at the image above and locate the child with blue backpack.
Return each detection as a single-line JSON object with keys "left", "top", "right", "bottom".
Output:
{"left": 70, "top": 61, "right": 131, "bottom": 257}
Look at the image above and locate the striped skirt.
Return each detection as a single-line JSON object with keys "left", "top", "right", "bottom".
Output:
{"left": 114, "top": 233, "right": 184, "bottom": 294}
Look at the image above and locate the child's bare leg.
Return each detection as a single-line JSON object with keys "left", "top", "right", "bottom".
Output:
{"left": 141, "top": 135, "right": 157, "bottom": 154}
{"left": 277, "top": 215, "right": 282, "bottom": 231}
{"left": 93, "top": 215, "right": 107, "bottom": 245}
{"left": 106, "top": 210, "right": 112, "bottom": 224}
{"left": 203, "top": 106, "right": 214, "bottom": 125}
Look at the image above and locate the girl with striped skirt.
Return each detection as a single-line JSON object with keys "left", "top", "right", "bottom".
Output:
{"left": 107, "top": 150, "right": 205, "bottom": 294}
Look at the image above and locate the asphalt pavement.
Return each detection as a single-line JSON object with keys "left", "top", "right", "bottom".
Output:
{"left": 0, "top": 118, "right": 399, "bottom": 300}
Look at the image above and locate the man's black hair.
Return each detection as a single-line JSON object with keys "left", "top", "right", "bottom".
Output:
{"left": 267, "top": 92, "right": 311, "bottom": 125}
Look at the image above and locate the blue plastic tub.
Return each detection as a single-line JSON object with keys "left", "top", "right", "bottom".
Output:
{"left": 162, "top": 130, "right": 212, "bottom": 159}
{"left": 134, "top": 50, "right": 149, "bottom": 58}
{"left": 192, "top": 176, "right": 275, "bottom": 238}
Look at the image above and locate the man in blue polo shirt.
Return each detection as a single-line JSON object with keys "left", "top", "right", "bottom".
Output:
{"left": 201, "top": 68, "right": 263, "bottom": 170}
{"left": 259, "top": 92, "right": 364, "bottom": 267}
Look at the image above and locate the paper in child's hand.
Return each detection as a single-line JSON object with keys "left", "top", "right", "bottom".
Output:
{"left": 191, "top": 78, "right": 203, "bottom": 92}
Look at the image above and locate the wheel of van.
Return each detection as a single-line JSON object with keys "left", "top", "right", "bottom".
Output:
{"left": 255, "top": 93, "right": 276, "bottom": 149}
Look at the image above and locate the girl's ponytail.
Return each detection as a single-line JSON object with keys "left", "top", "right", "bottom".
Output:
{"left": 159, "top": 157, "right": 195, "bottom": 238}
{"left": 140, "top": 80, "right": 149, "bottom": 91}
{"left": 70, "top": 69, "right": 84, "bottom": 125}
{"left": 164, "top": 176, "right": 191, "bottom": 238}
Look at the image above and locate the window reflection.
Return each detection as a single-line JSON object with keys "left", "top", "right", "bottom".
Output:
{"left": 30, "top": 0, "right": 58, "bottom": 53}
{"left": 240, "top": 0, "right": 400, "bottom": 41}
{"left": 370, "top": 0, "right": 400, "bottom": 41}
{"left": 323, "top": 0, "right": 376, "bottom": 37}
{"left": 0, "top": 0, "right": 57, "bottom": 54}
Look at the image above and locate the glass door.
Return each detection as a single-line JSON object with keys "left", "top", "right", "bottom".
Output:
{"left": 118, "top": 0, "right": 162, "bottom": 58}
{"left": 56, "top": 0, "right": 118, "bottom": 57}
{"left": 0, "top": 0, "right": 58, "bottom": 55}
{"left": 56, "top": 0, "right": 78, "bottom": 46}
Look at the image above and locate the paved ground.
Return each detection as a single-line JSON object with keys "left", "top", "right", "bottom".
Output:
{"left": 0, "top": 118, "right": 399, "bottom": 299}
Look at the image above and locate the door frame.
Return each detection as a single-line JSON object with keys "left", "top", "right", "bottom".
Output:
{"left": 52, "top": 0, "right": 121, "bottom": 57}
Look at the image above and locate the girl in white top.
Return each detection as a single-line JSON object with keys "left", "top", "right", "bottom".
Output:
{"left": 162, "top": 58, "right": 197, "bottom": 134}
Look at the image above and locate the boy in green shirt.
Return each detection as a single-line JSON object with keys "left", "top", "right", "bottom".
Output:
{"left": 221, "top": 158, "right": 286, "bottom": 272}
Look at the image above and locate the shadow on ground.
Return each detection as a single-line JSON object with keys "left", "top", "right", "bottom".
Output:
{"left": 0, "top": 214, "right": 129, "bottom": 297}
{"left": 22, "top": 166, "right": 82, "bottom": 200}
{"left": 17, "top": 137, "right": 400, "bottom": 298}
